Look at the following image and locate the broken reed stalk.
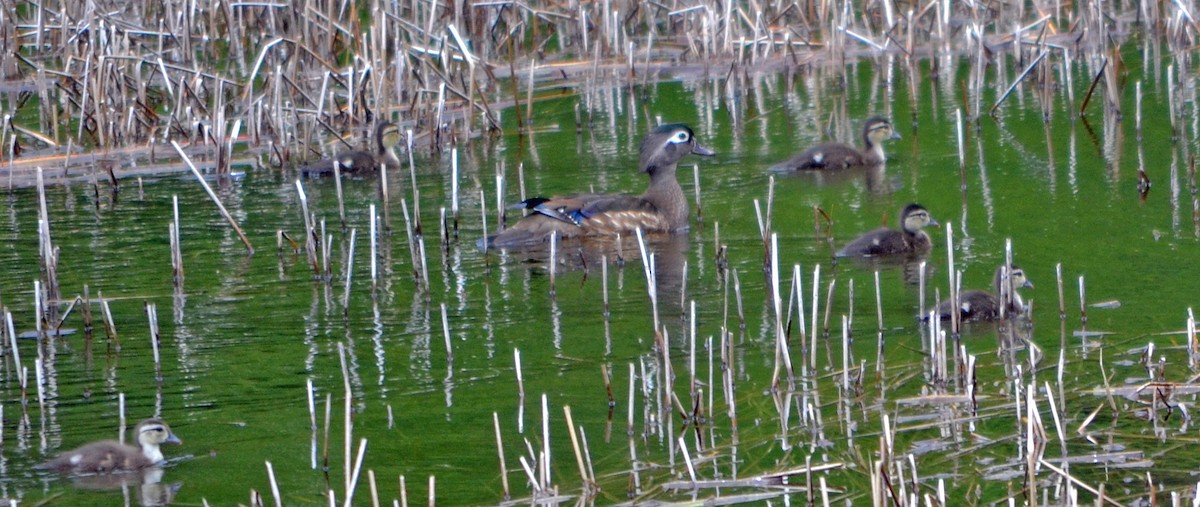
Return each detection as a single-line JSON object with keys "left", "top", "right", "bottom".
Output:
{"left": 171, "top": 195, "right": 184, "bottom": 285}
{"left": 514, "top": 348, "right": 525, "bottom": 434}
{"left": 441, "top": 303, "right": 453, "bottom": 362}
{"left": 693, "top": 164, "right": 703, "bottom": 223}
{"left": 146, "top": 302, "right": 162, "bottom": 382}
{"left": 118, "top": 393, "right": 126, "bottom": 443}
{"left": 266, "top": 461, "right": 283, "bottom": 507}
{"left": 34, "top": 357, "right": 44, "bottom": 413}
{"left": 1056, "top": 263, "right": 1065, "bottom": 320}
{"left": 1079, "top": 57, "right": 1108, "bottom": 116}
{"left": 990, "top": 51, "right": 1049, "bottom": 115}
{"left": 308, "top": 378, "right": 318, "bottom": 469}
{"left": 635, "top": 229, "right": 660, "bottom": 334}
{"left": 549, "top": 231, "right": 558, "bottom": 295}
{"left": 540, "top": 393, "right": 551, "bottom": 490}
{"left": 369, "top": 205, "right": 378, "bottom": 289}
{"left": 99, "top": 291, "right": 120, "bottom": 350}
{"left": 493, "top": 412, "right": 510, "bottom": 500}
{"left": 368, "top": 470, "right": 379, "bottom": 507}
{"left": 343, "top": 438, "right": 368, "bottom": 507}
{"left": 602, "top": 256, "right": 610, "bottom": 319}
{"left": 874, "top": 271, "right": 883, "bottom": 332}
{"left": 171, "top": 141, "right": 254, "bottom": 254}
{"left": 479, "top": 190, "right": 488, "bottom": 262}
{"left": 810, "top": 264, "right": 821, "bottom": 369}
{"left": 5, "top": 311, "right": 21, "bottom": 393}
{"left": 1078, "top": 276, "right": 1087, "bottom": 324}
{"left": 338, "top": 343, "right": 353, "bottom": 499}
{"left": 334, "top": 161, "right": 347, "bottom": 230}
{"left": 35, "top": 168, "right": 60, "bottom": 313}
{"left": 343, "top": 228, "right": 357, "bottom": 313}
{"left": 562, "top": 406, "right": 590, "bottom": 491}
{"left": 297, "top": 181, "right": 320, "bottom": 275}
{"left": 955, "top": 109, "right": 966, "bottom": 192}
{"left": 450, "top": 149, "right": 460, "bottom": 237}
{"left": 945, "top": 222, "right": 959, "bottom": 335}
{"left": 732, "top": 268, "right": 745, "bottom": 329}
{"left": 400, "top": 199, "right": 422, "bottom": 286}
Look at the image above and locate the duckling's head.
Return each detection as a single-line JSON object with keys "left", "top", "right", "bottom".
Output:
{"left": 862, "top": 117, "right": 901, "bottom": 148}
{"left": 900, "top": 203, "right": 938, "bottom": 233}
{"left": 994, "top": 265, "right": 1034, "bottom": 291}
{"left": 639, "top": 124, "right": 715, "bottom": 174}
{"left": 376, "top": 121, "right": 403, "bottom": 166}
{"left": 134, "top": 419, "right": 181, "bottom": 463}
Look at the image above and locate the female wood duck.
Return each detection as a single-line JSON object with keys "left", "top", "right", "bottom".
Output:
{"left": 836, "top": 203, "right": 938, "bottom": 257}
{"left": 931, "top": 264, "right": 1034, "bottom": 322}
{"left": 38, "top": 419, "right": 182, "bottom": 474}
{"left": 774, "top": 117, "right": 900, "bottom": 170}
{"left": 481, "top": 124, "right": 716, "bottom": 248}
{"left": 299, "top": 121, "right": 402, "bottom": 177}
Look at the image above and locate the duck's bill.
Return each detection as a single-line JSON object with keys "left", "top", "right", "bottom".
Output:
{"left": 692, "top": 144, "right": 717, "bottom": 157}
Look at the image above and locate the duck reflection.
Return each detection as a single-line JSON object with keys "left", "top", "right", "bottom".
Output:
{"left": 775, "top": 162, "right": 897, "bottom": 195}
{"left": 67, "top": 468, "right": 182, "bottom": 507}
{"left": 496, "top": 231, "right": 691, "bottom": 305}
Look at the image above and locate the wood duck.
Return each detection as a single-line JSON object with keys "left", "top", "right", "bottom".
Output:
{"left": 836, "top": 203, "right": 938, "bottom": 257}
{"left": 773, "top": 117, "right": 900, "bottom": 170}
{"left": 931, "top": 264, "right": 1034, "bottom": 322}
{"left": 299, "top": 121, "right": 402, "bottom": 177}
{"left": 481, "top": 124, "right": 716, "bottom": 248}
{"left": 38, "top": 419, "right": 182, "bottom": 474}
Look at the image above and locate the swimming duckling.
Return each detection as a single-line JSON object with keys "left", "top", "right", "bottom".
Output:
{"left": 837, "top": 203, "right": 938, "bottom": 257}
{"left": 774, "top": 117, "right": 900, "bottom": 170}
{"left": 299, "top": 121, "right": 402, "bottom": 177}
{"left": 39, "top": 419, "right": 182, "bottom": 474}
{"left": 931, "top": 264, "right": 1034, "bottom": 322}
{"left": 481, "top": 124, "right": 716, "bottom": 248}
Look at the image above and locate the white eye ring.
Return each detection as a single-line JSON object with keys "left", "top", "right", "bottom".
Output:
{"left": 671, "top": 131, "right": 690, "bottom": 143}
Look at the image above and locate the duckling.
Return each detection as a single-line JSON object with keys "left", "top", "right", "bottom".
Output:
{"left": 299, "top": 121, "right": 402, "bottom": 177}
{"left": 774, "top": 117, "right": 900, "bottom": 170}
{"left": 38, "top": 419, "right": 182, "bottom": 474}
{"left": 931, "top": 265, "right": 1034, "bottom": 322}
{"left": 481, "top": 124, "right": 716, "bottom": 248}
{"left": 836, "top": 203, "right": 938, "bottom": 257}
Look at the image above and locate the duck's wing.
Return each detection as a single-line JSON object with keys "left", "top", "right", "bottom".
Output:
{"left": 513, "top": 194, "right": 657, "bottom": 225}
{"left": 484, "top": 194, "right": 662, "bottom": 248}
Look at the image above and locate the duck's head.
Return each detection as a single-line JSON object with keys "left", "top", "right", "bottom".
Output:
{"left": 900, "top": 203, "right": 938, "bottom": 233}
{"left": 995, "top": 265, "right": 1034, "bottom": 291}
{"left": 863, "top": 117, "right": 901, "bottom": 147}
{"left": 376, "top": 121, "right": 403, "bottom": 165}
{"left": 639, "top": 124, "right": 715, "bottom": 174}
{"left": 134, "top": 419, "right": 181, "bottom": 462}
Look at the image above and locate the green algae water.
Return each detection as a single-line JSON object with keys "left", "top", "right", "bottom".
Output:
{"left": 2, "top": 48, "right": 1200, "bottom": 506}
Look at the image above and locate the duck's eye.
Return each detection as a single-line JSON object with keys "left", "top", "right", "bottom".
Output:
{"left": 671, "top": 131, "right": 690, "bottom": 143}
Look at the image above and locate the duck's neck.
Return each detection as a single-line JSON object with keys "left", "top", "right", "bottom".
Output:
{"left": 377, "top": 145, "right": 401, "bottom": 167}
{"left": 642, "top": 164, "right": 688, "bottom": 228}
{"left": 141, "top": 443, "right": 164, "bottom": 464}
{"left": 864, "top": 138, "right": 886, "bottom": 163}
{"left": 905, "top": 229, "right": 930, "bottom": 249}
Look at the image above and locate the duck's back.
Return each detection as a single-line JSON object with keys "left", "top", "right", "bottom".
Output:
{"left": 299, "top": 151, "right": 380, "bottom": 177}
{"left": 935, "top": 290, "right": 1002, "bottom": 322}
{"left": 779, "top": 142, "right": 868, "bottom": 170}
{"left": 837, "top": 228, "right": 909, "bottom": 256}
{"left": 39, "top": 440, "right": 153, "bottom": 474}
